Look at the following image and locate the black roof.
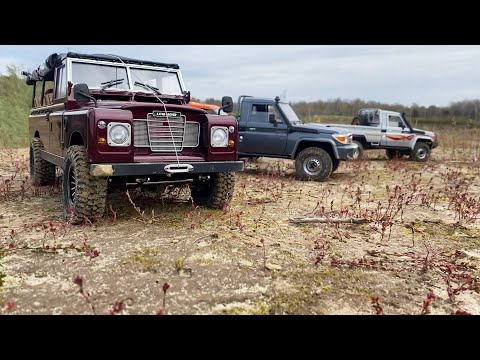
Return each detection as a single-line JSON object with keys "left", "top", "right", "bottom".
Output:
{"left": 62, "top": 52, "right": 180, "bottom": 69}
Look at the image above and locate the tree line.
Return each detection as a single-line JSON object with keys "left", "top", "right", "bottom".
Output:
{"left": 193, "top": 97, "right": 480, "bottom": 123}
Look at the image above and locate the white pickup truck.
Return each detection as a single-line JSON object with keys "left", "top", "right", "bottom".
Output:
{"left": 321, "top": 108, "right": 438, "bottom": 161}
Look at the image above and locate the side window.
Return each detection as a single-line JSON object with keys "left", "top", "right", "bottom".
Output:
{"left": 55, "top": 65, "right": 66, "bottom": 99}
{"left": 368, "top": 111, "right": 380, "bottom": 126}
{"left": 250, "top": 104, "right": 268, "bottom": 122}
{"left": 33, "top": 80, "right": 54, "bottom": 107}
{"left": 43, "top": 81, "right": 54, "bottom": 105}
{"left": 388, "top": 115, "right": 403, "bottom": 128}
{"left": 267, "top": 105, "right": 282, "bottom": 123}
{"left": 250, "top": 104, "right": 281, "bottom": 123}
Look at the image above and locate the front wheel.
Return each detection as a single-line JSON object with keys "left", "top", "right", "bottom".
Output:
{"left": 190, "top": 172, "right": 235, "bottom": 209}
{"left": 63, "top": 146, "right": 108, "bottom": 224}
{"left": 410, "top": 142, "right": 431, "bottom": 162}
{"left": 295, "top": 147, "right": 333, "bottom": 181}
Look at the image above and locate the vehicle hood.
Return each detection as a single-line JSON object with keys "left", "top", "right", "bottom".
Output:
{"left": 412, "top": 128, "right": 435, "bottom": 137}
{"left": 293, "top": 122, "right": 351, "bottom": 135}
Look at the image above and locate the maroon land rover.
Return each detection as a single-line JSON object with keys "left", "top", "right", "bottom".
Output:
{"left": 23, "top": 52, "right": 243, "bottom": 223}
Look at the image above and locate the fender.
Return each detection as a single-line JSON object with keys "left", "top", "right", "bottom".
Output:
{"left": 411, "top": 135, "right": 434, "bottom": 149}
{"left": 290, "top": 138, "right": 338, "bottom": 159}
{"left": 64, "top": 109, "right": 91, "bottom": 151}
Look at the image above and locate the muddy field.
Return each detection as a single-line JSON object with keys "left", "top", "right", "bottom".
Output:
{"left": 1, "top": 146, "right": 480, "bottom": 315}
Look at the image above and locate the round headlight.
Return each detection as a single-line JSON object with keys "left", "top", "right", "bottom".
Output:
{"left": 109, "top": 124, "right": 129, "bottom": 145}
{"left": 211, "top": 127, "right": 228, "bottom": 147}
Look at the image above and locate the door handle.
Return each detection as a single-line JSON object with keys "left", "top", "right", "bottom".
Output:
{"left": 381, "top": 129, "right": 386, "bottom": 133}
{"left": 248, "top": 127, "right": 256, "bottom": 131}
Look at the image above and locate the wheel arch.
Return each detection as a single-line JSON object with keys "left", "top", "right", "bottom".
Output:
{"left": 413, "top": 137, "right": 434, "bottom": 149}
{"left": 69, "top": 131, "right": 85, "bottom": 146}
{"left": 291, "top": 139, "right": 337, "bottom": 160}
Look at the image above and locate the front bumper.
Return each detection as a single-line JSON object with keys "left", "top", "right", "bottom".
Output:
{"left": 432, "top": 140, "right": 439, "bottom": 149}
{"left": 336, "top": 143, "right": 359, "bottom": 160}
{"left": 90, "top": 161, "right": 244, "bottom": 177}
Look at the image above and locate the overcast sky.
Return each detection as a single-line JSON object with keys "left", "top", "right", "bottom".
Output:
{"left": 1, "top": 45, "right": 479, "bottom": 107}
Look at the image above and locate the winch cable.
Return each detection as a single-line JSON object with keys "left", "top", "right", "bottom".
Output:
{"left": 108, "top": 55, "right": 181, "bottom": 167}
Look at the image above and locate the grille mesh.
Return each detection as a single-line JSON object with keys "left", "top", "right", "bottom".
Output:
{"left": 133, "top": 113, "right": 199, "bottom": 152}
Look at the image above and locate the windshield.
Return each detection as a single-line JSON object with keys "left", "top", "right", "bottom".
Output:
{"left": 72, "top": 62, "right": 129, "bottom": 90}
{"left": 278, "top": 102, "right": 302, "bottom": 124}
{"left": 130, "top": 68, "right": 182, "bottom": 95}
{"left": 402, "top": 113, "right": 413, "bottom": 130}
{"left": 71, "top": 61, "right": 183, "bottom": 95}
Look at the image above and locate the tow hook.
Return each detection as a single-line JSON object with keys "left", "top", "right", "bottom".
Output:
{"left": 164, "top": 164, "right": 194, "bottom": 174}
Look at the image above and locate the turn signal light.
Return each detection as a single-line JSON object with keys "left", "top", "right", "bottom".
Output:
{"left": 228, "top": 140, "right": 235, "bottom": 147}
{"left": 98, "top": 137, "right": 107, "bottom": 145}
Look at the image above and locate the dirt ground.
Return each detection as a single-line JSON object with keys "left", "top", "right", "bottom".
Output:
{"left": 1, "top": 147, "right": 480, "bottom": 315}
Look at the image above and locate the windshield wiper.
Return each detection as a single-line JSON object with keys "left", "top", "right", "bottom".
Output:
{"left": 100, "top": 78, "right": 125, "bottom": 90}
{"left": 134, "top": 81, "right": 162, "bottom": 95}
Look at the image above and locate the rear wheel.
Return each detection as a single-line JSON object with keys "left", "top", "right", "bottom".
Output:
{"left": 295, "top": 147, "right": 333, "bottom": 181}
{"left": 351, "top": 117, "right": 361, "bottom": 125}
{"left": 352, "top": 140, "right": 364, "bottom": 160}
{"left": 190, "top": 172, "right": 235, "bottom": 209}
{"left": 410, "top": 142, "right": 431, "bottom": 162}
{"left": 30, "top": 138, "right": 56, "bottom": 185}
{"left": 63, "top": 146, "right": 108, "bottom": 224}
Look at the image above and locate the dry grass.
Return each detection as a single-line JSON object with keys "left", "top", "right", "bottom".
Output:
{"left": 1, "top": 126, "right": 480, "bottom": 314}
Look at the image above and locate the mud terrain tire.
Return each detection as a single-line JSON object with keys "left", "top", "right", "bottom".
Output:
{"left": 30, "top": 138, "right": 56, "bottom": 185}
{"left": 410, "top": 142, "right": 430, "bottom": 162}
{"left": 295, "top": 147, "right": 332, "bottom": 181}
{"left": 63, "top": 146, "right": 107, "bottom": 224}
{"left": 190, "top": 172, "right": 235, "bottom": 209}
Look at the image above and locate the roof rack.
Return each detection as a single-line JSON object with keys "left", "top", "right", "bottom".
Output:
{"left": 65, "top": 52, "right": 179, "bottom": 69}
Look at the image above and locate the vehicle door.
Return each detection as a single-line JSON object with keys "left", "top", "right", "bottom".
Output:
{"left": 49, "top": 62, "right": 67, "bottom": 156}
{"left": 238, "top": 102, "right": 288, "bottom": 155}
{"left": 363, "top": 109, "right": 383, "bottom": 145}
{"left": 29, "top": 82, "right": 50, "bottom": 148}
{"left": 382, "top": 113, "right": 412, "bottom": 147}
{"left": 379, "top": 111, "right": 389, "bottom": 146}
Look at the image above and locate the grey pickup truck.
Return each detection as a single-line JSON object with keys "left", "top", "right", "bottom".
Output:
{"left": 236, "top": 96, "right": 358, "bottom": 181}
{"left": 322, "top": 108, "right": 439, "bottom": 162}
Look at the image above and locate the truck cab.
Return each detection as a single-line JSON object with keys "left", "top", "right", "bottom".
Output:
{"left": 24, "top": 52, "right": 243, "bottom": 223}
{"left": 236, "top": 96, "right": 358, "bottom": 181}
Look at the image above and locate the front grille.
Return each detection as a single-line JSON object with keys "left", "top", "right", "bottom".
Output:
{"left": 133, "top": 113, "right": 199, "bottom": 152}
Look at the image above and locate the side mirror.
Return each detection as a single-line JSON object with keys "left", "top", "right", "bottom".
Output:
{"left": 220, "top": 96, "right": 234, "bottom": 113}
{"left": 183, "top": 90, "right": 191, "bottom": 103}
{"left": 73, "top": 83, "right": 97, "bottom": 107}
{"left": 269, "top": 113, "right": 276, "bottom": 124}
